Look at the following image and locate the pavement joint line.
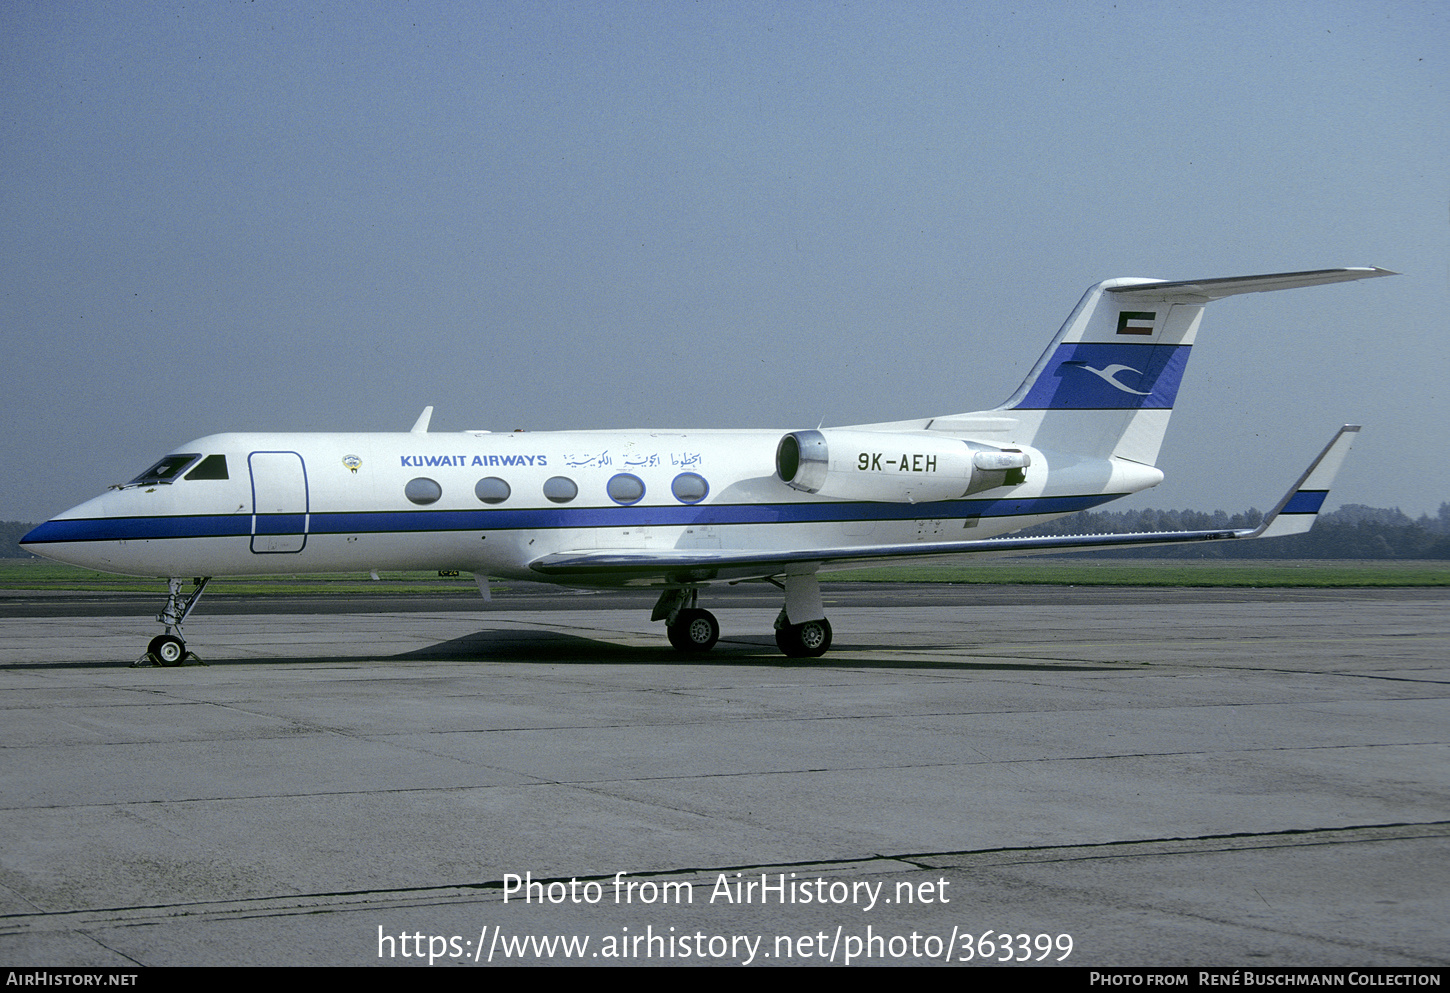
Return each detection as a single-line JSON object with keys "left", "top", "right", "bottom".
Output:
{"left": 3, "top": 821, "right": 1442, "bottom": 934}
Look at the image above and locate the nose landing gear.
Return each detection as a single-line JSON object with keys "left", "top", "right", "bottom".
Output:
{"left": 135, "top": 577, "right": 211, "bottom": 667}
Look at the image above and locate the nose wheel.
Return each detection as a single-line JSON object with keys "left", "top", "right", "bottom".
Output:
{"left": 145, "top": 634, "right": 190, "bottom": 667}
{"left": 135, "top": 577, "right": 210, "bottom": 667}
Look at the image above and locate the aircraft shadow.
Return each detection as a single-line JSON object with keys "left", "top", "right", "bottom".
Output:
{"left": 394, "top": 629, "right": 1116, "bottom": 672}
{"left": 2, "top": 629, "right": 1116, "bottom": 672}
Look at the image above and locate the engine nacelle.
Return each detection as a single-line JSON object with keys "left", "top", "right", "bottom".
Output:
{"left": 775, "top": 429, "right": 1030, "bottom": 503}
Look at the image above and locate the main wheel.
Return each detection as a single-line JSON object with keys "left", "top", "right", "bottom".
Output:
{"left": 667, "top": 608, "right": 719, "bottom": 653}
{"left": 775, "top": 618, "right": 832, "bottom": 658}
{"left": 148, "top": 634, "right": 187, "bottom": 667}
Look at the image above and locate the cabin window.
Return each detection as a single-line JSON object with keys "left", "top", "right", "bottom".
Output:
{"left": 606, "top": 473, "right": 645, "bottom": 506}
{"left": 404, "top": 477, "right": 442, "bottom": 505}
{"left": 127, "top": 454, "right": 201, "bottom": 486}
{"left": 542, "top": 476, "right": 578, "bottom": 504}
{"left": 184, "top": 454, "right": 229, "bottom": 480}
{"left": 475, "top": 477, "right": 510, "bottom": 504}
{"left": 671, "top": 472, "right": 709, "bottom": 504}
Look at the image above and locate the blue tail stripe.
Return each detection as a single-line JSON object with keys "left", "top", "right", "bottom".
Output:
{"left": 1012, "top": 343, "right": 1190, "bottom": 410}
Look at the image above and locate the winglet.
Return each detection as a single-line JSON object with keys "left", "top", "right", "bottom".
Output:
{"left": 1249, "top": 425, "right": 1360, "bottom": 538}
{"left": 410, "top": 406, "right": 434, "bottom": 434}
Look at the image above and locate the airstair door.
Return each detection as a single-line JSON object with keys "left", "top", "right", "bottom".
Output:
{"left": 249, "top": 451, "right": 309, "bottom": 554}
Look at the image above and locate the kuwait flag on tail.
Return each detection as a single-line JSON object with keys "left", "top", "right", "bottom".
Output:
{"left": 1116, "top": 310, "right": 1156, "bottom": 335}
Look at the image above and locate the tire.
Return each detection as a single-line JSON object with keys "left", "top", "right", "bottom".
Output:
{"left": 774, "top": 626, "right": 795, "bottom": 655}
{"left": 668, "top": 608, "right": 719, "bottom": 653}
{"left": 776, "top": 618, "right": 832, "bottom": 658}
{"left": 148, "top": 634, "right": 187, "bottom": 667}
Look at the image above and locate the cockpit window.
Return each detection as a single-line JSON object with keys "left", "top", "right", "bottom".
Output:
{"left": 126, "top": 454, "right": 202, "bottom": 486}
{"left": 184, "top": 455, "right": 229, "bottom": 480}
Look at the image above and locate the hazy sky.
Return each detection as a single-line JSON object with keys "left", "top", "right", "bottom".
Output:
{"left": 4, "top": 1, "right": 1446, "bottom": 524}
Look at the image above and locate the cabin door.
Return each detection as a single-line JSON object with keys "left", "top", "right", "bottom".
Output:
{"left": 249, "top": 451, "right": 309, "bottom": 554}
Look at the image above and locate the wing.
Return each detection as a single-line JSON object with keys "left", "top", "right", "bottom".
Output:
{"left": 530, "top": 425, "right": 1360, "bottom": 586}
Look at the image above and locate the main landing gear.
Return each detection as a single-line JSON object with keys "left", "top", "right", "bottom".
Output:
{"left": 774, "top": 615, "right": 833, "bottom": 658}
{"left": 668, "top": 607, "right": 720, "bottom": 652}
{"left": 653, "top": 572, "right": 833, "bottom": 659}
{"left": 136, "top": 577, "right": 211, "bottom": 667}
{"left": 654, "top": 587, "right": 720, "bottom": 653}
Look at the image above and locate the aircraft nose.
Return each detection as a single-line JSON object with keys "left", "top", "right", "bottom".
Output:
{"left": 17, "top": 496, "right": 120, "bottom": 570}
{"left": 19, "top": 514, "right": 82, "bottom": 564}
{"left": 20, "top": 517, "right": 64, "bottom": 553}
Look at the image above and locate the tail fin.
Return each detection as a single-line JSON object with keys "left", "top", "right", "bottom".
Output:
{"left": 995, "top": 268, "right": 1393, "bottom": 464}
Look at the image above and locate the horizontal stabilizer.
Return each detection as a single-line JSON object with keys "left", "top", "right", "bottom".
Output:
{"left": 1107, "top": 267, "right": 1396, "bottom": 302}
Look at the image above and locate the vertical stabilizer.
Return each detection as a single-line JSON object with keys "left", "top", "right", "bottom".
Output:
{"left": 995, "top": 268, "right": 1393, "bottom": 465}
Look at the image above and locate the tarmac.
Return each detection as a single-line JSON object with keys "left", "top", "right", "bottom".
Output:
{"left": 1, "top": 583, "right": 1446, "bottom": 967}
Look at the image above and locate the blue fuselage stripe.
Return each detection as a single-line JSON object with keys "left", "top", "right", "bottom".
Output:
{"left": 21, "top": 493, "right": 1125, "bottom": 544}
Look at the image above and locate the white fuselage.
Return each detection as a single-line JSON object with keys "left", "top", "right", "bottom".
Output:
{"left": 26, "top": 427, "right": 1162, "bottom": 586}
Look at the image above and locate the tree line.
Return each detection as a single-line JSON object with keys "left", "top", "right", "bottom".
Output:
{"left": 1017, "top": 503, "right": 1450, "bottom": 559}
